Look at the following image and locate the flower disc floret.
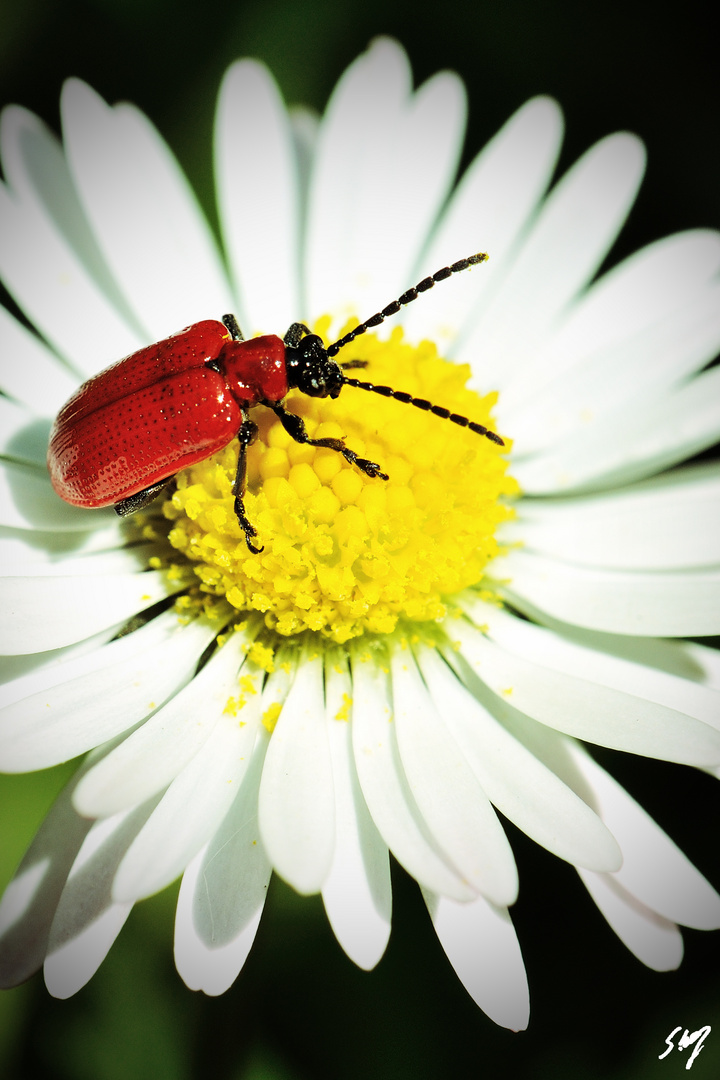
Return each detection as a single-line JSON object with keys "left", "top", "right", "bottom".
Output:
{"left": 165, "top": 324, "right": 516, "bottom": 643}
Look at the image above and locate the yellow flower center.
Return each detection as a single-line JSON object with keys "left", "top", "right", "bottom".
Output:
{"left": 163, "top": 322, "right": 516, "bottom": 644}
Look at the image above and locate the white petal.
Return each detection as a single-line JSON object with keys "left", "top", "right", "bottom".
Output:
{"left": 215, "top": 60, "right": 299, "bottom": 334}
{"left": 73, "top": 624, "right": 260, "bottom": 816}
{"left": 0, "top": 567, "right": 190, "bottom": 655}
{"left": 445, "top": 614, "right": 720, "bottom": 764}
{"left": 321, "top": 654, "right": 391, "bottom": 971}
{"left": 112, "top": 704, "right": 262, "bottom": 903}
{"left": 492, "top": 601, "right": 720, "bottom": 692}
{"left": 500, "top": 228, "right": 720, "bottom": 417}
{"left": 306, "top": 38, "right": 465, "bottom": 327}
{"left": 350, "top": 647, "right": 476, "bottom": 901}
{"left": 0, "top": 519, "right": 128, "bottom": 566}
{"left": 570, "top": 745, "right": 720, "bottom": 930}
{"left": 305, "top": 38, "right": 410, "bottom": 322}
{"left": 578, "top": 869, "right": 683, "bottom": 971}
{"left": 416, "top": 643, "right": 622, "bottom": 871}
{"left": 0, "top": 622, "right": 120, "bottom": 689}
{"left": 468, "top": 595, "right": 720, "bottom": 729}
{"left": 345, "top": 67, "right": 466, "bottom": 321}
{"left": 391, "top": 646, "right": 518, "bottom": 905}
{"left": 683, "top": 641, "right": 720, "bottom": 691}
{"left": 259, "top": 650, "right": 335, "bottom": 895}
{"left": 44, "top": 802, "right": 160, "bottom": 998}
{"left": 121, "top": 663, "right": 293, "bottom": 909}
{"left": 174, "top": 736, "right": 271, "bottom": 995}
{"left": 0, "top": 613, "right": 217, "bottom": 770}
{"left": 0, "top": 603, "right": 179, "bottom": 707}
{"left": 61, "top": 79, "right": 233, "bottom": 341}
{"left": 175, "top": 852, "right": 265, "bottom": 997}
{"left": 0, "top": 764, "right": 93, "bottom": 987}
{"left": 0, "top": 460, "right": 117, "bottom": 532}
{"left": 0, "top": 305, "right": 78, "bottom": 415}
{"left": 515, "top": 364, "right": 720, "bottom": 494}
{"left": 0, "top": 103, "right": 141, "bottom": 328}
{"left": 289, "top": 106, "right": 318, "bottom": 229}
{"left": 447, "top": 693, "right": 621, "bottom": 872}
{"left": 605, "top": 363, "right": 720, "bottom": 487}
{"left": 45, "top": 901, "right": 132, "bottom": 999}
{"left": 0, "top": 528, "right": 94, "bottom": 572}
{"left": 505, "top": 274, "right": 720, "bottom": 454}
{"left": 2, "top": 541, "right": 160, "bottom": 578}
{"left": 492, "top": 549, "right": 720, "bottom": 639}
{"left": 457, "top": 133, "right": 645, "bottom": 390}
{"left": 0, "top": 110, "right": 144, "bottom": 375}
{"left": 501, "top": 463, "right": 720, "bottom": 569}
{"left": 427, "top": 892, "right": 529, "bottom": 1030}
{"left": 404, "top": 96, "right": 563, "bottom": 351}
{"left": 0, "top": 395, "right": 49, "bottom": 464}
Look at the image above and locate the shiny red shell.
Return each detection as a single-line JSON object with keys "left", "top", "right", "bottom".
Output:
{"left": 47, "top": 320, "right": 288, "bottom": 508}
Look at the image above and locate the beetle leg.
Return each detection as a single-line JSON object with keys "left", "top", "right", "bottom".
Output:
{"left": 339, "top": 359, "right": 368, "bottom": 370}
{"left": 270, "top": 404, "right": 389, "bottom": 480}
{"left": 233, "top": 413, "right": 263, "bottom": 553}
{"left": 222, "top": 314, "right": 245, "bottom": 342}
{"left": 283, "top": 322, "right": 312, "bottom": 348}
{"left": 114, "top": 478, "right": 174, "bottom": 517}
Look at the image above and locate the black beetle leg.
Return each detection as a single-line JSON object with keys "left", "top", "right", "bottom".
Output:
{"left": 222, "top": 314, "right": 245, "bottom": 342}
{"left": 115, "top": 478, "right": 174, "bottom": 517}
{"left": 270, "top": 404, "right": 389, "bottom": 480}
{"left": 233, "top": 412, "right": 263, "bottom": 553}
{"left": 283, "top": 322, "right": 312, "bottom": 348}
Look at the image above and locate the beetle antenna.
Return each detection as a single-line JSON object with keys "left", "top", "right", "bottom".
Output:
{"left": 326, "top": 252, "right": 488, "bottom": 358}
{"left": 327, "top": 251, "right": 502, "bottom": 446}
{"left": 340, "top": 375, "right": 504, "bottom": 446}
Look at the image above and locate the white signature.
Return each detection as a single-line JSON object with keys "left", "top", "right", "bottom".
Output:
{"left": 659, "top": 1026, "right": 711, "bottom": 1070}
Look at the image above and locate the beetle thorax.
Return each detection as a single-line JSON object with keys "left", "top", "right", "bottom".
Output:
{"left": 219, "top": 335, "right": 289, "bottom": 406}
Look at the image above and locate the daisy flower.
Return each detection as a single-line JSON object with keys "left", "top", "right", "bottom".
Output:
{"left": 1, "top": 37, "right": 720, "bottom": 1032}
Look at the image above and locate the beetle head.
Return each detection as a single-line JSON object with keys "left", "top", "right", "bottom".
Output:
{"left": 285, "top": 335, "right": 344, "bottom": 399}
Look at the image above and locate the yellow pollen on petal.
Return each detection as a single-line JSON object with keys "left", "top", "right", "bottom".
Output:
{"left": 262, "top": 702, "right": 283, "bottom": 733}
{"left": 165, "top": 324, "right": 517, "bottom": 643}
{"left": 335, "top": 693, "right": 353, "bottom": 722}
{"left": 245, "top": 641, "right": 276, "bottom": 672}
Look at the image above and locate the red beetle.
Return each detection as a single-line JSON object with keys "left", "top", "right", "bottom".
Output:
{"left": 48, "top": 253, "right": 503, "bottom": 553}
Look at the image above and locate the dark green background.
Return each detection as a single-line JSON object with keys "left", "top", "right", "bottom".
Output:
{"left": 1, "top": 0, "right": 719, "bottom": 1077}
